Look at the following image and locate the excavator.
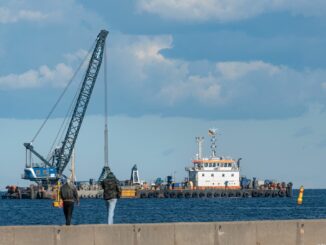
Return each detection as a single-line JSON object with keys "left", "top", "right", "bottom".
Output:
{"left": 22, "top": 30, "right": 109, "bottom": 191}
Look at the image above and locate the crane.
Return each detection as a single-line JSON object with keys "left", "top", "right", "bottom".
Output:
{"left": 22, "top": 30, "right": 109, "bottom": 186}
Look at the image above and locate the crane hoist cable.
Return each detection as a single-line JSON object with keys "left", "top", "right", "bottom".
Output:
{"left": 104, "top": 42, "right": 109, "bottom": 168}
{"left": 52, "top": 43, "right": 99, "bottom": 155}
{"left": 47, "top": 65, "right": 87, "bottom": 161}
{"left": 46, "top": 43, "right": 98, "bottom": 160}
{"left": 97, "top": 41, "right": 114, "bottom": 181}
{"left": 46, "top": 86, "right": 79, "bottom": 161}
{"left": 30, "top": 41, "right": 96, "bottom": 145}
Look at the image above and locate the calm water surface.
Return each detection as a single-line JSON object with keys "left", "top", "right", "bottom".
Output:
{"left": 0, "top": 189, "right": 325, "bottom": 226}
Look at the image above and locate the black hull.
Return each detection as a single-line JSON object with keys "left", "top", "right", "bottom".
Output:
{"left": 138, "top": 187, "right": 293, "bottom": 199}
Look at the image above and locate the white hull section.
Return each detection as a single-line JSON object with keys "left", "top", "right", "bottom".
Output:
{"left": 188, "top": 169, "right": 240, "bottom": 188}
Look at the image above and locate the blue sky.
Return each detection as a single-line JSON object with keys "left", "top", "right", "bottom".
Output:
{"left": 1, "top": 0, "right": 326, "bottom": 189}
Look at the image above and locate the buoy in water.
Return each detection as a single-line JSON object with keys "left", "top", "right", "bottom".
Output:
{"left": 52, "top": 181, "right": 63, "bottom": 208}
{"left": 53, "top": 200, "right": 63, "bottom": 208}
{"left": 297, "top": 185, "right": 304, "bottom": 205}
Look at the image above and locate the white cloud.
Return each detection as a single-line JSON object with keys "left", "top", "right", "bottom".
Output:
{"left": 0, "top": 7, "right": 48, "bottom": 23}
{"left": 0, "top": 0, "right": 104, "bottom": 27}
{"left": 3, "top": 32, "right": 326, "bottom": 119}
{"left": 216, "top": 61, "right": 282, "bottom": 80}
{"left": 63, "top": 49, "right": 88, "bottom": 64}
{"left": 159, "top": 74, "right": 223, "bottom": 106}
{"left": 108, "top": 36, "right": 224, "bottom": 105}
{"left": 106, "top": 34, "right": 326, "bottom": 118}
{"left": 137, "top": 0, "right": 326, "bottom": 22}
{"left": 0, "top": 63, "right": 73, "bottom": 89}
{"left": 0, "top": 48, "right": 92, "bottom": 89}
{"left": 108, "top": 35, "right": 175, "bottom": 85}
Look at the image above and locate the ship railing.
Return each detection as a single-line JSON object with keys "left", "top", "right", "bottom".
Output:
{"left": 186, "top": 166, "right": 204, "bottom": 171}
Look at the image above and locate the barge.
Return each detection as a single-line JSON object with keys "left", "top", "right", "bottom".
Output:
{"left": 2, "top": 129, "right": 293, "bottom": 199}
{"left": 135, "top": 128, "right": 293, "bottom": 199}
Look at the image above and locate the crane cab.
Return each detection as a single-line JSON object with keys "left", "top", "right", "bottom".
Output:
{"left": 22, "top": 166, "right": 57, "bottom": 181}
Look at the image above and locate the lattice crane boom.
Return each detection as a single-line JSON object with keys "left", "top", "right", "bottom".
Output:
{"left": 55, "top": 30, "right": 108, "bottom": 176}
{"left": 23, "top": 30, "right": 108, "bottom": 181}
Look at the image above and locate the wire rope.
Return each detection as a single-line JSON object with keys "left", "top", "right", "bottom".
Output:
{"left": 104, "top": 42, "right": 109, "bottom": 167}
{"left": 46, "top": 43, "right": 96, "bottom": 159}
{"left": 30, "top": 41, "right": 96, "bottom": 144}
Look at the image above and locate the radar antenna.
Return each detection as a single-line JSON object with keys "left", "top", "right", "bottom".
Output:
{"left": 208, "top": 128, "right": 218, "bottom": 158}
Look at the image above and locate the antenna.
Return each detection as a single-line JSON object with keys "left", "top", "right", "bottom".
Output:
{"left": 195, "top": 136, "right": 204, "bottom": 159}
{"left": 208, "top": 128, "right": 217, "bottom": 157}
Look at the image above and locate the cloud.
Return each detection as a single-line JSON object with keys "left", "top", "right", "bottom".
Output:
{"left": 0, "top": 0, "right": 104, "bottom": 28}
{"left": 63, "top": 50, "right": 88, "bottom": 64}
{"left": 0, "top": 63, "right": 73, "bottom": 89}
{"left": 0, "top": 48, "right": 91, "bottom": 90}
{"left": 158, "top": 74, "right": 223, "bottom": 106}
{"left": 106, "top": 34, "right": 326, "bottom": 119}
{"left": 0, "top": 7, "right": 48, "bottom": 23}
{"left": 216, "top": 61, "right": 282, "bottom": 80}
{"left": 3, "top": 33, "right": 326, "bottom": 119}
{"left": 137, "top": 0, "right": 326, "bottom": 22}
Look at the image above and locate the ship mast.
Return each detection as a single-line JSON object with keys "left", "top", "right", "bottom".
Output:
{"left": 195, "top": 136, "right": 204, "bottom": 160}
{"left": 208, "top": 129, "right": 217, "bottom": 158}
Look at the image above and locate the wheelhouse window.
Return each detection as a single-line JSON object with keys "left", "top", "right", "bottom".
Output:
{"left": 213, "top": 163, "right": 216, "bottom": 167}
{"left": 204, "top": 163, "right": 208, "bottom": 167}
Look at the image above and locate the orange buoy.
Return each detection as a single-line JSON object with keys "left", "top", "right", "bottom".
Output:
{"left": 52, "top": 181, "right": 63, "bottom": 208}
{"left": 297, "top": 185, "right": 304, "bottom": 205}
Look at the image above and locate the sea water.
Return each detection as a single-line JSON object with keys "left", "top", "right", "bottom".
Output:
{"left": 0, "top": 189, "right": 325, "bottom": 226}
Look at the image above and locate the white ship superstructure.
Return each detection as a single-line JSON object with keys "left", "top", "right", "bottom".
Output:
{"left": 186, "top": 129, "right": 241, "bottom": 189}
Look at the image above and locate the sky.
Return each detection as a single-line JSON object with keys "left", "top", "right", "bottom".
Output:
{"left": 1, "top": 0, "right": 326, "bottom": 189}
